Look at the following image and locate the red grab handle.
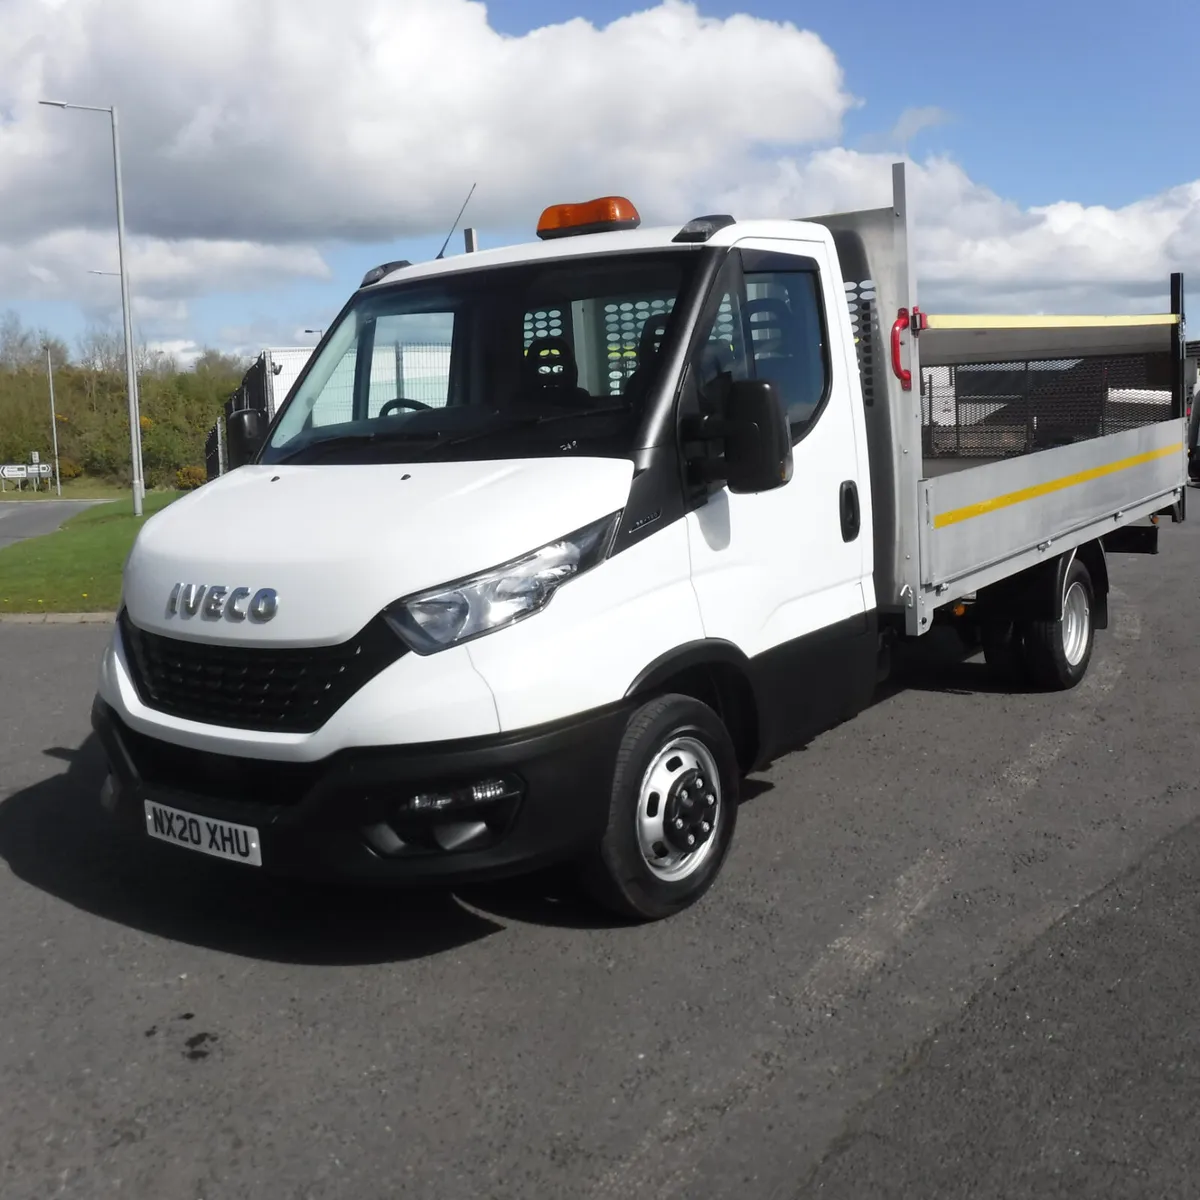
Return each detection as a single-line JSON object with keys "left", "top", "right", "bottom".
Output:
{"left": 891, "top": 308, "right": 911, "bottom": 391}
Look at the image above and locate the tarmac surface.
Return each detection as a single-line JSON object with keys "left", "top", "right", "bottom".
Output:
{"left": 0, "top": 499, "right": 102, "bottom": 551}
{"left": 1, "top": 518, "right": 1198, "bottom": 1199}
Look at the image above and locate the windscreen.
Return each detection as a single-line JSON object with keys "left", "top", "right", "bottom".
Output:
{"left": 262, "top": 251, "right": 700, "bottom": 466}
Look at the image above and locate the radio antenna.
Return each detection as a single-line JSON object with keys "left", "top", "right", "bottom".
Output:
{"left": 435, "top": 182, "right": 477, "bottom": 260}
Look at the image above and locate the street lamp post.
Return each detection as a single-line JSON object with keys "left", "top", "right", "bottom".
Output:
{"left": 45, "top": 345, "right": 62, "bottom": 496}
{"left": 40, "top": 99, "right": 145, "bottom": 516}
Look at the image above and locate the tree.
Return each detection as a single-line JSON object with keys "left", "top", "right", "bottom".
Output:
{"left": 193, "top": 347, "right": 248, "bottom": 376}
{"left": 0, "top": 311, "right": 71, "bottom": 371}
{"left": 76, "top": 325, "right": 126, "bottom": 373}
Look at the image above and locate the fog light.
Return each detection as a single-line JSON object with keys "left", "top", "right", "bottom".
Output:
{"left": 402, "top": 777, "right": 520, "bottom": 814}
{"left": 471, "top": 779, "right": 510, "bottom": 803}
{"left": 410, "top": 792, "right": 454, "bottom": 812}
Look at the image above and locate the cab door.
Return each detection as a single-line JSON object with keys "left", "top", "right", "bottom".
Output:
{"left": 682, "top": 239, "right": 875, "bottom": 760}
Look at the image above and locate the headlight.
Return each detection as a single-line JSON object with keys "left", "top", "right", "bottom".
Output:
{"left": 384, "top": 512, "right": 621, "bottom": 654}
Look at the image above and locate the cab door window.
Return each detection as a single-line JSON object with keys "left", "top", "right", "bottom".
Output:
{"left": 741, "top": 253, "right": 832, "bottom": 443}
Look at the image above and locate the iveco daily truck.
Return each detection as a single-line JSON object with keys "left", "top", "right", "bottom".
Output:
{"left": 92, "top": 164, "right": 1188, "bottom": 920}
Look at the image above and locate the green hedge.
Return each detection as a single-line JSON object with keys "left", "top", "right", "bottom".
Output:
{"left": 0, "top": 361, "right": 242, "bottom": 487}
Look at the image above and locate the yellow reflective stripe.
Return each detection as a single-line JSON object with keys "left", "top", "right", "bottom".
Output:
{"left": 933, "top": 443, "right": 1184, "bottom": 529}
{"left": 924, "top": 313, "right": 1179, "bottom": 330}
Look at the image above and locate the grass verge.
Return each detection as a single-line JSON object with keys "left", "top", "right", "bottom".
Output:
{"left": 0, "top": 491, "right": 183, "bottom": 614}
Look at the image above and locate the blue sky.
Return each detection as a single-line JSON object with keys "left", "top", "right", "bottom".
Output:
{"left": 493, "top": 0, "right": 1194, "bottom": 208}
{"left": 3, "top": 0, "right": 1197, "bottom": 361}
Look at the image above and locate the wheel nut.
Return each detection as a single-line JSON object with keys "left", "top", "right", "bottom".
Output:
{"left": 696, "top": 777, "right": 705, "bottom": 788}
{"left": 687, "top": 834, "right": 695, "bottom": 846}
{"left": 680, "top": 790, "right": 689, "bottom": 801}
{"left": 706, "top": 795, "right": 715, "bottom": 806}
{"left": 701, "top": 821, "right": 710, "bottom": 834}
{"left": 674, "top": 818, "right": 684, "bottom": 829}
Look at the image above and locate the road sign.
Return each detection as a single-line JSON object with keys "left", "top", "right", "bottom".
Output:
{"left": 30, "top": 451, "right": 39, "bottom": 465}
{"left": 1, "top": 464, "right": 28, "bottom": 480}
{"left": 38, "top": 463, "right": 52, "bottom": 477}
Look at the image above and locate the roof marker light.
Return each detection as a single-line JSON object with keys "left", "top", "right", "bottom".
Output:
{"left": 360, "top": 259, "right": 412, "bottom": 288}
{"left": 536, "top": 196, "right": 641, "bottom": 240}
{"left": 672, "top": 214, "right": 736, "bottom": 244}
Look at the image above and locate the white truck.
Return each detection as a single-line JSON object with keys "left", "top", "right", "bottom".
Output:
{"left": 92, "top": 165, "right": 1188, "bottom": 920}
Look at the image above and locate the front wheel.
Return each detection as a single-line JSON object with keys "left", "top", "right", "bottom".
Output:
{"left": 582, "top": 694, "right": 739, "bottom": 921}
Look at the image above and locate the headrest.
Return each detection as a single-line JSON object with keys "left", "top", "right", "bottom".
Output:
{"left": 523, "top": 334, "right": 579, "bottom": 389}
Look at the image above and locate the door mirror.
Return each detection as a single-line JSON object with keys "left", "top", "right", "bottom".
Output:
{"left": 226, "top": 408, "right": 266, "bottom": 468}
{"left": 721, "top": 379, "right": 793, "bottom": 494}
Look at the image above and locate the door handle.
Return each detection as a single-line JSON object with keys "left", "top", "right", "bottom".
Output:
{"left": 840, "top": 480, "right": 860, "bottom": 542}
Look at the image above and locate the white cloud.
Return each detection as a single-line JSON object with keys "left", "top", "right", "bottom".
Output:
{"left": 711, "top": 150, "right": 1200, "bottom": 312}
{"left": 890, "top": 106, "right": 953, "bottom": 145}
{"left": 0, "top": 0, "right": 853, "bottom": 243}
{"left": 0, "top": 0, "right": 1195, "bottom": 340}
{"left": 144, "top": 338, "right": 203, "bottom": 368}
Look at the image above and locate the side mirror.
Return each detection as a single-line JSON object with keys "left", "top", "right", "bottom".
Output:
{"left": 226, "top": 408, "right": 266, "bottom": 468}
{"left": 685, "top": 379, "right": 792, "bottom": 494}
{"left": 723, "top": 379, "right": 792, "bottom": 493}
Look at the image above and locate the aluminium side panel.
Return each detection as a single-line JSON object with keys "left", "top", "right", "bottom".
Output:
{"left": 921, "top": 419, "right": 1186, "bottom": 596}
{"left": 804, "top": 163, "right": 928, "bottom": 634}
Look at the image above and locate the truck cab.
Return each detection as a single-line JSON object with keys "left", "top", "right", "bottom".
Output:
{"left": 93, "top": 195, "right": 880, "bottom": 920}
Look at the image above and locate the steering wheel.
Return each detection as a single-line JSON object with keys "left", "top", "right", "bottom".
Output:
{"left": 378, "top": 397, "right": 431, "bottom": 417}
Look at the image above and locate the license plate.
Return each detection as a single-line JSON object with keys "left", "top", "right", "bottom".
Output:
{"left": 144, "top": 800, "right": 262, "bottom": 867}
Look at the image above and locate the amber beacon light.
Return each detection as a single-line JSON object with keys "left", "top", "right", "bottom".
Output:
{"left": 536, "top": 196, "right": 642, "bottom": 240}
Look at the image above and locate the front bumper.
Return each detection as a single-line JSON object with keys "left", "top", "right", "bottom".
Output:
{"left": 91, "top": 696, "right": 630, "bottom": 885}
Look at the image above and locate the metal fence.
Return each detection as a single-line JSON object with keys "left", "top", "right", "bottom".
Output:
{"left": 921, "top": 352, "right": 1174, "bottom": 460}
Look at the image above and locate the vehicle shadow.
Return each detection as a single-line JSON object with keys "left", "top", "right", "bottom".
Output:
{"left": 0, "top": 736, "right": 516, "bottom": 965}
{"left": 1, "top": 735, "right": 721, "bottom": 960}
{"left": 877, "top": 626, "right": 1046, "bottom": 699}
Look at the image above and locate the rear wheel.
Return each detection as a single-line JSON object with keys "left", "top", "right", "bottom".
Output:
{"left": 582, "top": 693, "right": 739, "bottom": 922}
{"left": 1023, "top": 557, "right": 1095, "bottom": 690}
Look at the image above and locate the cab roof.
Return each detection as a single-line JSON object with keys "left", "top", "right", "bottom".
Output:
{"left": 361, "top": 218, "right": 834, "bottom": 291}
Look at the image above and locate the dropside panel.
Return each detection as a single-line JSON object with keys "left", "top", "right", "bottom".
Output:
{"left": 921, "top": 420, "right": 1185, "bottom": 597}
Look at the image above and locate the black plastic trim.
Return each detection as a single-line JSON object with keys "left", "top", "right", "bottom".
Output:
{"left": 672, "top": 215, "right": 736, "bottom": 244}
{"left": 119, "top": 609, "right": 407, "bottom": 734}
{"left": 92, "top": 696, "right": 633, "bottom": 885}
{"left": 840, "top": 479, "right": 861, "bottom": 542}
{"left": 361, "top": 259, "right": 412, "bottom": 287}
{"left": 626, "top": 639, "right": 752, "bottom": 698}
{"left": 625, "top": 615, "right": 878, "bottom": 771}
{"left": 634, "top": 246, "right": 732, "bottom": 452}
{"left": 608, "top": 443, "right": 687, "bottom": 556}
{"left": 748, "top": 612, "right": 877, "bottom": 765}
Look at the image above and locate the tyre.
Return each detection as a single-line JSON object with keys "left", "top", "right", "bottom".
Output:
{"left": 582, "top": 693, "right": 739, "bottom": 922}
{"left": 1022, "top": 557, "right": 1095, "bottom": 691}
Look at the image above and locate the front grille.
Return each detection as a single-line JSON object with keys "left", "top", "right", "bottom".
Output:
{"left": 119, "top": 609, "right": 407, "bottom": 733}
{"left": 118, "top": 717, "right": 322, "bottom": 805}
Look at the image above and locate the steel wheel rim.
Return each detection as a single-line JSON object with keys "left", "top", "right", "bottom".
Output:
{"left": 635, "top": 735, "right": 722, "bottom": 883}
{"left": 1062, "top": 580, "right": 1090, "bottom": 666}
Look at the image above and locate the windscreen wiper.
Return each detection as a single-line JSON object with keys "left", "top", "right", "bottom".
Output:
{"left": 273, "top": 428, "right": 443, "bottom": 464}
{"left": 431, "top": 406, "right": 631, "bottom": 452}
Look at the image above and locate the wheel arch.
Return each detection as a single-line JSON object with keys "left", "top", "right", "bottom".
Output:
{"left": 625, "top": 641, "right": 761, "bottom": 774}
{"left": 977, "top": 540, "right": 1108, "bottom": 630}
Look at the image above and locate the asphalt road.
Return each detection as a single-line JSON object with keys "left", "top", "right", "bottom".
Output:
{"left": 0, "top": 499, "right": 103, "bottom": 550}
{"left": 2, "top": 520, "right": 1199, "bottom": 1200}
